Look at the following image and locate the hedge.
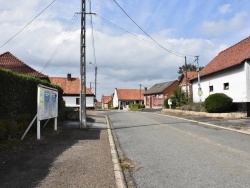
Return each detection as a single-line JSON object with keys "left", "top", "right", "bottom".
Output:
{"left": 0, "top": 68, "right": 64, "bottom": 141}
{"left": 0, "top": 68, "right": 63, "bottom": 118}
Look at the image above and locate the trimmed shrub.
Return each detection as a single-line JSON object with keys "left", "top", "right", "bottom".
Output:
{"left": 204, "top": 93, "right": 233, "bottom": 113}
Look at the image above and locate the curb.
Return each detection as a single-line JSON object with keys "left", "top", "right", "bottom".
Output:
{"left": 105, "top": 115, "right": 127, "bottom": 188}
{"left": 161, "top": 109, "right": 247, "bottom": 118}
{"left": 156, "top": 113, "right": 250, "bottom": 136}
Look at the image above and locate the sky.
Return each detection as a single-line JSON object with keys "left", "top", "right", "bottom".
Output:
{"left": 1, "top": 0, "right": 250, "bottom": 101}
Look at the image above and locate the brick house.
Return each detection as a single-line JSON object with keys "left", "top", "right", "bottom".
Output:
{"left": 179, "top": 71, "right": 197, "bottom": 99}
{"left": 144, "top": 80, "right": 179, "bottom": 108}
{"left": 101, "top": 95, "right": 113, "bottom": 109}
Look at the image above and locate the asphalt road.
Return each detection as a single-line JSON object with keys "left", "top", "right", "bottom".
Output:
{"left": 108, "top": 111, "right": 250, "bottom": 188}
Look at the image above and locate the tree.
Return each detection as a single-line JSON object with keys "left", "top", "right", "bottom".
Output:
{"left": 177, "top": 64, "right": 204, "bottom": 75}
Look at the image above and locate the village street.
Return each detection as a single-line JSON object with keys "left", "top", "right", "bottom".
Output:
{"left": 109, "top": 110, "right": 250, "bottom": 188}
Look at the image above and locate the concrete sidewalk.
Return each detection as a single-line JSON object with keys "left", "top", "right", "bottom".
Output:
{"left": 0, "top": 111, "right": 124, "bottom": 188}
{"left": 38, "top": 111, "right": 126, "bottom": 188}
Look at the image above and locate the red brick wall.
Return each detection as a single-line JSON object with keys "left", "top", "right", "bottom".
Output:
{"left": 162, "top": 80, "right": 179, "bottom": 97}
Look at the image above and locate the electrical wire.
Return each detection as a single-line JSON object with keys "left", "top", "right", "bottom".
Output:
{"left": 96, "top": 14, "right": 165, "bottom": 50}
{"left": 88, "top": 0, "right": 97, "bottom": 66}
{"left": 40, "top": 13, "right": 80, "bottom": 73}
{"left": 0, "top": 0, "right": 56, "bottom": 49}
{"left": 113, "top": 0, "right": 195, "bottom": 58}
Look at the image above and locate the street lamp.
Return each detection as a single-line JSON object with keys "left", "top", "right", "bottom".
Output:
{"left": 89, "top": 62, "right": 97, "bottom": 98}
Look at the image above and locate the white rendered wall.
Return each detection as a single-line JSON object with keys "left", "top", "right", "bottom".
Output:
{"left": 192, "top": 64, "right": 247, "bottom": 103}
{"left": 63, "top": 96, "right": 79, "bottom": 107}
{"left": 86, "top": 96, "right": 94, "bottom": 107}
{"left": 113, "top": 90, "right": 119, "bottom": 108}
{"left": 245, "top": 61, "right": 250, "bottom": 101}
{"left": 63, "top": 96, "right": 95, "bottom": 107}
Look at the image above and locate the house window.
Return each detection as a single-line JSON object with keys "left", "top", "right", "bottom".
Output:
{"left": 209, "top": 86, "right": 213, "bottom": 92}
{"left": 76, "top": 98, "right": 80, "bottom": 105}
{"left": 224, "top": 83, "right": 229, "bottom": 90}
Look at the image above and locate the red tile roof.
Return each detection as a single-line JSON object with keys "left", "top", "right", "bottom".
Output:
{"left": 102, "top": 96, "right": 112, "bottom": 104}
{"left": 116, "top": 89, "right": 144, "bottom": 101}
{"left": 0, "top": 52, "right": 48, "bottom": 78}
{"left": 199, "top": 36, "right": 250, "bottom": 78}
{"left": 49, "top": 77, "right": 93, "bottom": 95}
{"left": 180, "top": 71, "right": 197, "bottom": 84}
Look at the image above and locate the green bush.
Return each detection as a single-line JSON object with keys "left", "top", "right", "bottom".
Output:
{"left": 139, "top": 104, "right": 145, "bottom": 108}
{"left": 129, "top": 104, "right": 140, "bottom": 111}
{"left": 204, "top": 93, "right": 233, "bottom": 113}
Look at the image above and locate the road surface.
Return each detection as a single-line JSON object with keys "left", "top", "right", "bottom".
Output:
{"left": 109, "top": 111, "right": 250, "bottom": 188}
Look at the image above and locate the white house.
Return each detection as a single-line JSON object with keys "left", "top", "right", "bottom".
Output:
{"left": 50, "top": 74, "right": 95, "bottom": 108}
{"left": 113, "top": 88, "right": 144, "bottom": 109}
{"left": 190, "top": 36, "right": 250, "bottom": 116}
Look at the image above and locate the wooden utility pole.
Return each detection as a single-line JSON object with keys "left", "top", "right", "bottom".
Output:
{"left": 80, "top": 0, "right": 86, "bottom": 128}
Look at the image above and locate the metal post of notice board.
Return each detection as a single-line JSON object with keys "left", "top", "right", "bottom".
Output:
{"left": 21, "top": 84, "right": 58, "bottom": 140}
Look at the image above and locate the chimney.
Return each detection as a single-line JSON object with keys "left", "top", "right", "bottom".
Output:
{"left": 67, "top": 73, "right": 71, "bottom": 81}
{"left": 144, "top": 87, "right": 147, "bottom": 91}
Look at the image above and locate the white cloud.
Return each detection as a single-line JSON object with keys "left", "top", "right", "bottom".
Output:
{"left": 219, "top": 4, "right": 231, "bottom": 14}
{"left": 201, "top": 12, "right": 248, "bottom": 36}
{"left": 0, "top": 0, "right": 238, "bottom": 100}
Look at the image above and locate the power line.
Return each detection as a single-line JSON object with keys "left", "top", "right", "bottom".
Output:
{"left": 0, "top": 0, "right": 56, "bottom": 49}
{"left": 113, "top": 0, "right": 194, "bottom": 58}
{"left": 88, "top": 0, "right": 97, "bottom": 66}
{"left": 96, "top": 14, "right": 165, "bottom": 50}
{"left": 40, "top": 13, "right": 80, "bottom": 73}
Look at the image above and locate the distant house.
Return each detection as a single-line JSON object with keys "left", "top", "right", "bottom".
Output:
{"left": 101, "top": 95, "right": 113, "bottom": 109}
{"left": 179, "top": 71, "right": 197, "bottom": 99}
{"left": 0, "top": 51, "right": 49, "bottom": 81}
{"left": 49, "top": 74, "right": 95, "bottom": 108}
{"left": 144, "top": 80, "right": 179, "bottom": 108}
{"left": 113, "top": 88, "right": 144, "bottom": 110}
{"left": 190, "top": 36, "right": 250, "bottom": 116}
{"left": 95, "top": 101, "right": 102, "bottom": 109}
